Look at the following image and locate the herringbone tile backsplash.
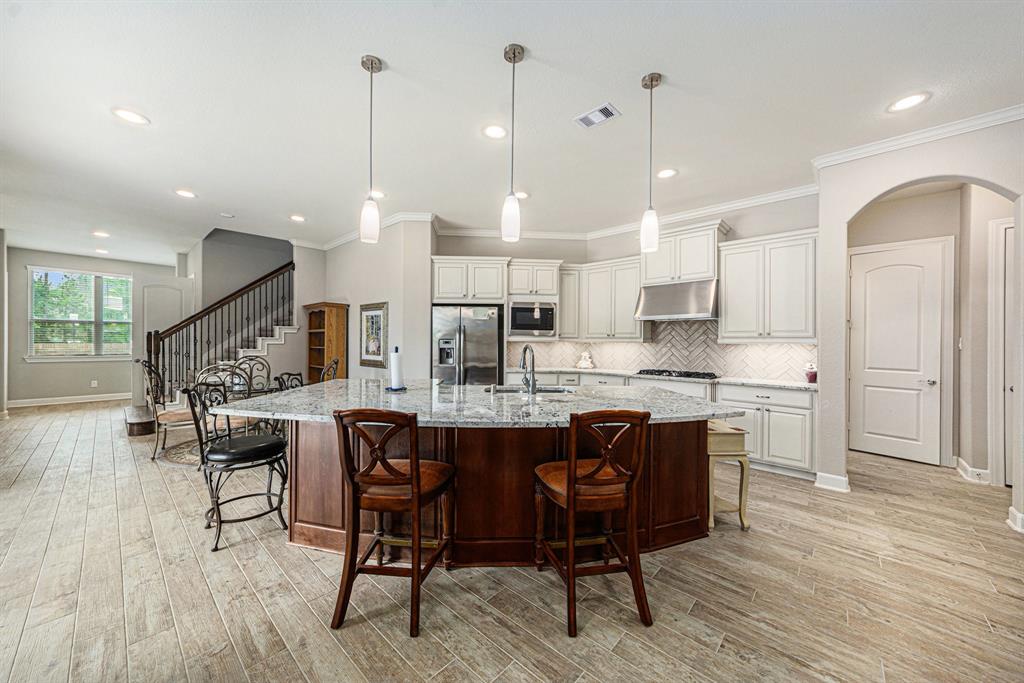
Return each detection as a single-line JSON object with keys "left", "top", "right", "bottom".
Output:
{"left": 508, "top": 321, "right": 816, "bottom": 381}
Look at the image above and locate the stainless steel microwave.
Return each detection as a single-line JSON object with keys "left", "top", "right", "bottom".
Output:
{"left": 509, "top": 302, "right": 556, "bottom": 336}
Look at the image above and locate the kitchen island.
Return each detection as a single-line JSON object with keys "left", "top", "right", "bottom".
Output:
{"left": 213, "top": 379, "right": 743, "bottom": 566}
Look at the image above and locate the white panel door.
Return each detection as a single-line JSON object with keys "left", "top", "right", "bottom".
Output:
{"left": 849, "top": 242, "right": 944, "bottom": 464}
{"left": 764, "top": 406, "right": 812, "bottom": 469}
{"left": 131, "top": 275, "right": 195, "bottom": 405}
{"left": 533, "top": 265, "right": 559, "bottom": 295}
{"left": 719, "top": 246, "right": 763, "bottom": 339}
{"left": 719, "top": 401, "right": 763, "bottom": 461}
{"left": 508, "top": 265, "right": 533, "bottom": 294}
{"left": 641, "top": 236, "right": 676, "bottom": 285}
{"left": 584, "top": 267, "right": 612, "bottom": 337}
{"left": 677, "top": 229, "right": 717, "bottom": 282}
{"left": 1004, "top": 226, "right": 1017, "bottom": 486}
{"left": 765, "top": 238, "right": 815, "bottom": 339}
{"left": 468, "top": 262, "right": 504, "bottom": 300}
{"left": 611, "top": 262, "right": 641, "bottom": 338}
{"left": 434, "top": 263, "right": 467, "bottom": 299}
{"left": 558, "top": 270, "right": 579, "bottom": 338}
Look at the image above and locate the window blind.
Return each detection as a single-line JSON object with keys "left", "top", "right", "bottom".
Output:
{"left": 29, "top": 267, "right": 132, "bottom": 357}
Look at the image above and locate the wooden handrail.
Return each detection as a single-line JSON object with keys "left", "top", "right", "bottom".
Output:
{"left": 159, "top": 261, "right": 295, "bottom": 339}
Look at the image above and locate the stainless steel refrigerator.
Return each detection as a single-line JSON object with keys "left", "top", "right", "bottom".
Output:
{"left": 431, "top": 305, "right": 503, "bottom": 385}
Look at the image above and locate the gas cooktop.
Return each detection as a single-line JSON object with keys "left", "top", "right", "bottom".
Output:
{"left": 636, "top": 369, "right": 719, "bottom": 380}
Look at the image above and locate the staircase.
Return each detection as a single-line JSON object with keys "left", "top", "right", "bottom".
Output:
{"left": 147, "top": 261, "right": 295, "bottom": 402}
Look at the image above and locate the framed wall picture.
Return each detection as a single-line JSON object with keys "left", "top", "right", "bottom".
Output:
{"left": 359, "top": 302, "right": 388, "bottom": 368}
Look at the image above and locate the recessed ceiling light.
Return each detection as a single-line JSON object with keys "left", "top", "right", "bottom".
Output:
{"left": 887, "top": 92, "right": 931, "bottom": 113}
{"left": 111, "top": 107, "right": 150, "bottom": 125}
{"left": 290, "top": 214, "right": 306, "bottom": 223}
{"left": 219, "top": 212, "right": 235, "bottom": 219}
{"left": 175, "top": 188, "right": 196, "bottom": 199}
{"left": 514, "top": 191, "right": 529, "bottom": 199}
{"left": 370, "top": 189, "right": 386, "bottom": 200}
{"left": 656, "top": 168, "right": 678, "bottom": 179}
{"left": 91, "top": 230, "right": 110, "bottom": 238}
{"left": 483, "top": 125, "right": 507, "bottom": 139}
{"left": 95, "top": 248, "right": 109, "bottom": 254}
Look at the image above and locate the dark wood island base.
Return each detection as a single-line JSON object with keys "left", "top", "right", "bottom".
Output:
{"left": 288, "top": 419, "right": 709, "bottom": 566}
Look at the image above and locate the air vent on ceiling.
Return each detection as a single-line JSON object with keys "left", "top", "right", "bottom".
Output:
{"left": 574, "top": 102, "right": 621, "bottom": 128}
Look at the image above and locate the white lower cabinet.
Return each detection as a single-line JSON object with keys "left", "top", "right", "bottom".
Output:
{"left": 717, "top": 385, "right": 814, "bottom": 473}
{"left": 580, "top": 374, "right": 627, "bottom": 387}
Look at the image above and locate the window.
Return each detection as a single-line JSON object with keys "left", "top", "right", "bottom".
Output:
{"left": 29, "top": 267, "right": 132, "bottom": 358}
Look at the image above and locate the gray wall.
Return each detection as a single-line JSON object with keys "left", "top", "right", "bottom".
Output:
{"left": 433, "top": 234, "right": 587, "bottom": 262}
{"left": 6, "top": 248, "right": 174, "bottom": 403}
{"left": 198, "top": 229, "right": 293, "bottom": 306}
{"left": 325, "top": 220, "right": 433, "bottom": 381}
{"left": 0, "top": 230, "right": 7, "bottom": 416}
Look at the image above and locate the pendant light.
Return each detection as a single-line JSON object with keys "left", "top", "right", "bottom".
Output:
{"left": 501, "top": 43, "right": 524, "bottom": 242}
{"left": 639, "top": 72, "right": 662, "bottom": 253}
{"left": 359, "top": 55, "right": 383, "bottom": 244}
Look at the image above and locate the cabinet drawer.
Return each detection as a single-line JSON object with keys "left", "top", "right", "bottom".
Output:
{"left": 716, "top": 384, "right": 813, "bottom": 409}
{"left": 580, "top": 374, "right": 627, "bottom": 386}
{"left": 558, "top": 374, "right": 580, "bottom": 386}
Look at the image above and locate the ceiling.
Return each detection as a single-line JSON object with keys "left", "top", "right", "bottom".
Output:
{"left": 1, "top": 1, "right": 1022, "bottom": 265}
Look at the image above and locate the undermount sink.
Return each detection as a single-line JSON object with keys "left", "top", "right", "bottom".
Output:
{"left": 485, "top": 385, "right": 577, "bottom": 394}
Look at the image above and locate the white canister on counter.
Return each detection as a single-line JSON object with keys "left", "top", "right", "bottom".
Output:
{"left": 388, "top": 346, "right": 405, "bottom": 390}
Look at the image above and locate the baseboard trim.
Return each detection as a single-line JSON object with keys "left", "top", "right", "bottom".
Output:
{"left": 0, "top": 410, "right": 8, "bottom": 420}
{"left": 8, "top": 392, "right": 132, "bottom": 408}
{"left": 1008, "top": 506, "right": 1024, "bottom": 534}
{"left": 814, "top": 471, "right": 851, "bottom": 493}
{"left": 748, "top": 461, "right": 816, "bottom": 482}
{"left": 956, "top": 457, "right": 991, "bottom": 484}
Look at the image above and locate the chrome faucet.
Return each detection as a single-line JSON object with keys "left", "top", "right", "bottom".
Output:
{"left": 518, "top": 344, "right": 537, "bottom": 394}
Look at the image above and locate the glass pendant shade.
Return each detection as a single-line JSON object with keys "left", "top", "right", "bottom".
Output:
{"left": 501, "top": 193, "right": 521, "bottom": 242}
{"left": 359, "top": 197, "right": 381, "bottom": 244}
{"left": 639, "top": 207, "right": 660, "bottom": 252}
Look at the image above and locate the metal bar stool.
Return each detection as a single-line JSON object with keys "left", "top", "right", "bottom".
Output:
{"left": 331, "top": 409, "right": 454, "bottom": 637}
{"left": 707, "top": 419, "right": 751, "bottom": 530}
{"left": 534, "top": 410, "right": 653, "bottom": 637}
{"left": 185, "top": 377, "right": 288, "bottom": 551}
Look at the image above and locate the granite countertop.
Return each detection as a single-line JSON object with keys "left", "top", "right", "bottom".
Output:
{"left": 210, "top": 378, "right": 744, "bottom": 428}
{"left": 505, "top": 367, "right": 818, "bottom": 391}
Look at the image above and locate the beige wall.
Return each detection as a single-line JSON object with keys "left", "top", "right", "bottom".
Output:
{"left": 815, "top": 119, "right": 1024, "bottom": 509}
{"left": 0, "top": 230, "right": 7, "bottom": 416}
{"left": 587, "top": 193, "right": 819, "bottom": 261}
{"left": 959, "top": 186, "right": 1016, "bottom": 469}
{"left": 433, "top": 234, "right": 586, "bottom": 262}
{"left": 325, "top": 219, "right": 433, "bottom": 381}
{"left": 848, "top": 189, "right": 961, "bottom": 247}
{"left": 6, "top": 247, "right": 175, "bottom": 402}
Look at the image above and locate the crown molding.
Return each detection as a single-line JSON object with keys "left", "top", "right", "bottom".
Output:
{"left": 321, "top": 212, "right": 436, "bottom": 251}
{"left": 812, "top": 104, "right": 1024, "bottom": 171}
{"left": 584, "top": 184, "right": 819, "bottom": 241}
{"left": 288, "top": 238, "right": 323, "bottom": 250}
{"left": 432, "top": 226, "right": 588, "bottom": 241}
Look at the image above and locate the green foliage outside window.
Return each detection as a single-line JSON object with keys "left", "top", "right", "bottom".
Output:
{"left": 30, "top": 269, "right": 132, "bottom": 356}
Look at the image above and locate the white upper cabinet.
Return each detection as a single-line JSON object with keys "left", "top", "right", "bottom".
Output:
{"left": 558, "top": 269, "right": 580, "bottom": 339}
{"left": 611, "top": 262, "right": 641, "bottom": 337}
{"left": 641, "top": 220, "right": 730, "bottom": 286}
{"left": 718, "top": 229, "right": 816, "bottom": 343}
{"left": 579, "top": 257, "right": 644, "bottom": 341}
{"left": 583, "top": 266, "right": 613, "bottom": 337}
{"left": 431, "top": 257, "right": 509, "bottom": 303}
{"left": 507, "top": 259, "right": 562, "bottom": 296}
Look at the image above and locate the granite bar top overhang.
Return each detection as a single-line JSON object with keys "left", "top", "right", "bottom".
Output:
{"left": 210, "top": 379, "right": 745, "bottom": 428}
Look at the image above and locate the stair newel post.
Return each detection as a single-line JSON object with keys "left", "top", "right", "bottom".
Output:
{"left": 151, "top": 330, "right": 162, "bottom": 401}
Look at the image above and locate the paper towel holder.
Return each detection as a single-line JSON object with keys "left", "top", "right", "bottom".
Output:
{"left": 386, "top": 345, "right": 407, "bottom": 392}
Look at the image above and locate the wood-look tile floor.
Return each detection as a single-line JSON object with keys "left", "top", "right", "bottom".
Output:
{"left": 1, "top": 401, "right": 1022, "bottom": 682}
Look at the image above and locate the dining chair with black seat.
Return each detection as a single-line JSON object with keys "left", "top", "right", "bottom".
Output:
{"left": 275, "top": 371, "right": 304, "bottom": 391}
{"left": 235, "top": 355, "right": 276, "bottom": 395}
{"left": 136, "top": 358, "right": 194, "bottom": 459}
{"left": 534, "top": 409, "right": 653, "bottom": 637}
{"left": 321, "top": 357, "right": 340, "bottom": 382}
{"left": 185, "top": 376, "right": 289, "bottom": 551}
{"left": 331, "top": 409, "right": 454, "bottom": 637}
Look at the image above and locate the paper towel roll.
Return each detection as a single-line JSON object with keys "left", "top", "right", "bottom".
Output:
{"left": 388, "top": 347, "right": 404, "bottom": 389}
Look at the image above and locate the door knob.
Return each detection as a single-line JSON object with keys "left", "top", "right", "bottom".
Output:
{"left": 920, "top": 379, "right": 937, "bottom": 386}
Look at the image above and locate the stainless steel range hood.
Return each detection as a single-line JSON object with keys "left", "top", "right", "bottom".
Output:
{"left": 634, "top": 279, "right": 718, "bottom": 321}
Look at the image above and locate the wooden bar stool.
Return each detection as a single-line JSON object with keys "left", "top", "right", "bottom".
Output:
{"left": 707, "top": 419, "right": 751, "bottom": 531}
{"left": 331, "top": 409, "right": 454, "bottom": 637}
{"left": 534, "top": 410, "right": 653, "bottom": 637}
